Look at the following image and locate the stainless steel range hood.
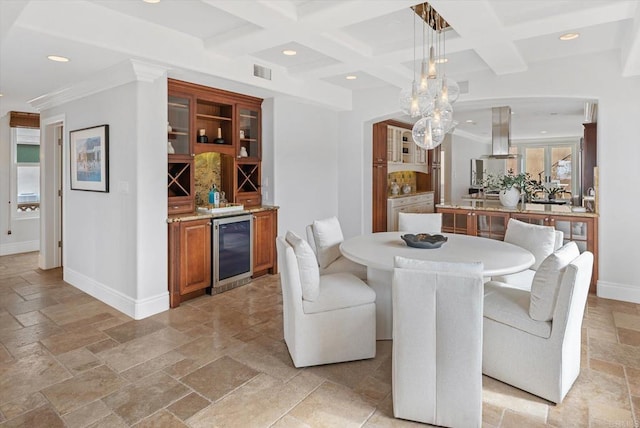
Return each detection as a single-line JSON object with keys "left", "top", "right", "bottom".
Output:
{"left": 485, "top": 106, "right": 519, "bottom": 159}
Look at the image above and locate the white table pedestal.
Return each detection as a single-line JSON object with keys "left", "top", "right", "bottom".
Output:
{"left": 341, "top": 232, "right": 535, "bottom": 342}
{"left": 367, "top": 267, "right": 393, "bottom": 340}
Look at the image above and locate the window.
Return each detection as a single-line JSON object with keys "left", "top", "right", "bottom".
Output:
{"left": 12, "top": 127, "right": 41, "bottom": 218}
{"left": 512, "top": 139, "right": 579, "bottom": 197}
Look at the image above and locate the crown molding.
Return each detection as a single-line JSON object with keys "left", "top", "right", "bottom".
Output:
{"left": 29, "top": 59, "right": 167, "bottom": 111}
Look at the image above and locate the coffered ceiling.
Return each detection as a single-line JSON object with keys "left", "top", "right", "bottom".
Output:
{"left": 1, "top": 0, "right": 638, "bottom": 139}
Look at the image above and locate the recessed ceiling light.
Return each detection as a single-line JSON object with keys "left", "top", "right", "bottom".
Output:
{"left": 559, "top": 32, "right": 579, "bottom": 41}
{"left": 465, "top": 119, "right": 474, "bottom": 123}
{"left": 540, "top": 130, "right": 548, "bottom": 134}
{"left": 345, "top": 75, "right": 357, "bottom": 80}
{"left": 47, "top": 55, "right": 69, "bottom": 62}
{"left": 143, "top": 0, "right": 160, "bottom": 3}
{"left": 436, "top": 57, "right": 448, "bottom": 64}
{"left": 282, "top": 49, "right": 297, "bottom": 56}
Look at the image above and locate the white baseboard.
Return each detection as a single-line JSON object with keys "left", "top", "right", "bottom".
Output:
{"left": 0, "top": 240, "right": 39, "bottom": 256}
{"left": 64, "top": 267, "right": 169, "bottom": 320}
{"left": 597, "top": 280, "right": 640, "bottom": 304}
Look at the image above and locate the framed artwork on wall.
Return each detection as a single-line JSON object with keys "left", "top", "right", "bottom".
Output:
{"left": 70, "top": 124, "right": 109, "bottom": 192}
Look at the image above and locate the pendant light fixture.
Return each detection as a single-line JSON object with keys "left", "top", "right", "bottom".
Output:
{"left": 399, "top": 2, "right": 459, "bottom": 150}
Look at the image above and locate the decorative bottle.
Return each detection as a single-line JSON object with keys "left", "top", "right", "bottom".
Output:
{"left": 209, "top": 184, "right": 217, "bottom": 206}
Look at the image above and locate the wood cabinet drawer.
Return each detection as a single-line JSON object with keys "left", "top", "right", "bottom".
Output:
{"left": 388, "top": 193, "right": 434, "bottom": 208}
{"left": 236, "top": 193, "right": 261, "bottom": 207}
{"left": 168, "top": 199, "right": 195, "bottom": 214}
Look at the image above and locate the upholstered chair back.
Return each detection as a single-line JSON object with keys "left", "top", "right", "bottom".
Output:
{"left": 276, "top": 237, "right": 303, "bottom": 350}
{"left": 392, "top": 259, "right": 483, "bottom": 427}
{"left": 397, "top": 212, "right": 443, "bottom": 233}
{"left": 550, "top": 251, "right": 594, "bottom": 395}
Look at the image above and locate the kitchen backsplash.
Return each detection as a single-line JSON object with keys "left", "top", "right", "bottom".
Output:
{"left": 388, "top": 171, "right": 416, "bottom": 195}
{"left": 194, "top": 152, "right": 222, "bottom": 206}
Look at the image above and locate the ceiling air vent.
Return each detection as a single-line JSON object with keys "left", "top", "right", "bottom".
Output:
{"left": 458, "top": 80, "right": 469, "bottom": 94}
{"left": 253, "top": 64, "right": 272, "bottom": 80}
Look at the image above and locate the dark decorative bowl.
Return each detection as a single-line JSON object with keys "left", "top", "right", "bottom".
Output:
{"left": 401, "top": 233, "right": 448, "bottom": 249}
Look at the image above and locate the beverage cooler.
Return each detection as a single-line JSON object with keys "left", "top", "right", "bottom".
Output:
{"left": 210, "top": 214, "right": 253, "bottom": 290}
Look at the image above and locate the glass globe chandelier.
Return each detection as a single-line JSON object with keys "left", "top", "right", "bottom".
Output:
{"left": 399, "top": 3, "right": 459, "bottom": 150}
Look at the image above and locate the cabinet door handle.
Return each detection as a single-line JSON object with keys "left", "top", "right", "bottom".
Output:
{"left": 207, "top": 222, "right": 212, "bottom": 226}
{"left": 172, "top": 206, "right": 179, "bottom": 209}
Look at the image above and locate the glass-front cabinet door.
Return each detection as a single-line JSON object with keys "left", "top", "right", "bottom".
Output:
{"left": 473, "top": 211, "right": 509, "bottom": 240}
{"left": 167, "top": 92, "right": 194, "bottom": 214}
{"left": 237, "top": 105, "right": 260, "bottom": 159}
{"left": 168, "top": 94, "right": 191, "bottom": 156}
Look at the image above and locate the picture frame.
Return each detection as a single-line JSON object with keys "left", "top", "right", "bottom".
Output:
{"left": 70, "top": 124, "right": 109, "bottom": 192}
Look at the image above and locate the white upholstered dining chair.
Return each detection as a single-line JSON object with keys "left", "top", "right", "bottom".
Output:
{"left": 397, "top": 212, "right": 442, "bottom": 233}
{"left": 276, "top": 233, "right": 376, "bottom": 368}
{"left": 483, "top": 244, "right": 593, "bottom": 404}
{"left": 305, "top": 216, "right": 367, "bottom": 280}
{"left": 392, "top": 257, "right": 483, "bottom": 427}
{"left": 492, "top": 218, "right": 563, "bottom": 290}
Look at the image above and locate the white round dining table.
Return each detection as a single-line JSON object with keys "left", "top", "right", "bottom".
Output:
{"left": 340, "top": 232, "right": 535, "bottom": 340}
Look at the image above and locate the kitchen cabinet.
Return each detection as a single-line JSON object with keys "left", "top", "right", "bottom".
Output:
{"left": 436, "top": 206, "right": 598, "bottom": 291}
{"left": 253, "top": 209, "right": 278, "bottom": 277}
{"left": 219, "top": 155, "right": 262, "bottom": 207}
{"left": 387, "top": 192, "right": 435, "bottom": 231}
{"left": 168, "top": 218, "right": 212, "bottom": 307}
{"left": 372, "top": 119, "right": 432, "bottom": 233}
{"left": 237, "top": 104, "right": 261, "bottom": 160}
{"left": 167, "top": 91, "right": 195, "bottom": 214}
{"left": 440, "top": 207, "right": 509, "bottom": 238}
{"left": 387, "top": 124, "right": 427, "bottom": 168}
{"left": 194, "top": 97, "right": 233, "bottom": 155}
{"left": 168, "top": 208, "right": 278, "bottom": 307}
{"left": 582, "top": 122, "right": 597, "bottom": 198}
{"left": 373, "top": 163, "right": 388, "bottom": 233}
{"left": 372, "top": 122, "right": 388, "bottom": 232}
{"left": 439, "top": 207, "right": 471, "bottom": 235}
{"left": 168, "top": 79, "right": 263, "bottom": 209}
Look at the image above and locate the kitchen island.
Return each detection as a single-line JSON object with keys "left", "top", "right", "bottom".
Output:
{"left": 436, "top": 203, "right": 598, "bottom": 291}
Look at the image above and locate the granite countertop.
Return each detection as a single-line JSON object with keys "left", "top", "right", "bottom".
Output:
{"left": 388, "top": 190, "right": 434, "bottom": 200}
{"left": 436, "top": 203, "right": 598, "bottom": 218}
{"left": 167, "top": 205, "right": 279, "bottom": 223}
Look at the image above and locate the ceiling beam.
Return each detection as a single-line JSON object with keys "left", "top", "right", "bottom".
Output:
{"left": 621, "top": 1, "right": 640, "bottom": 77}
{"left": 428, "top": 0, "right": 528, "bottom": 75}
{"left": 0, "top": 0, "right": 28, "bottom": 45}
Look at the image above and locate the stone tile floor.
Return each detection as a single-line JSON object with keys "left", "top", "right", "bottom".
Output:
{"left": 0, "top": 252, "right": 639, "bottom": 427}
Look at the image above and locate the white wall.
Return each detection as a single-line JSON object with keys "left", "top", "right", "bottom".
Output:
{"left": 261, "top": 98, "right": 275, "bottom": 206}
{"left": 41, "top": 76, "right": 168, "bottom": 319}
{"left": 339, "top": 50, "right": 640, "bottom": 302}
{"left": 449, "top": 134, "right": 491, "bottom": 204}
{"left": 338, "top": 85, "right": 405, "bottom": 238}
{"left": 0, "top": 114, "right": 40, "bottom": 255}
{"left": 273, "top": 97, "right": 339, "bottom": 238}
